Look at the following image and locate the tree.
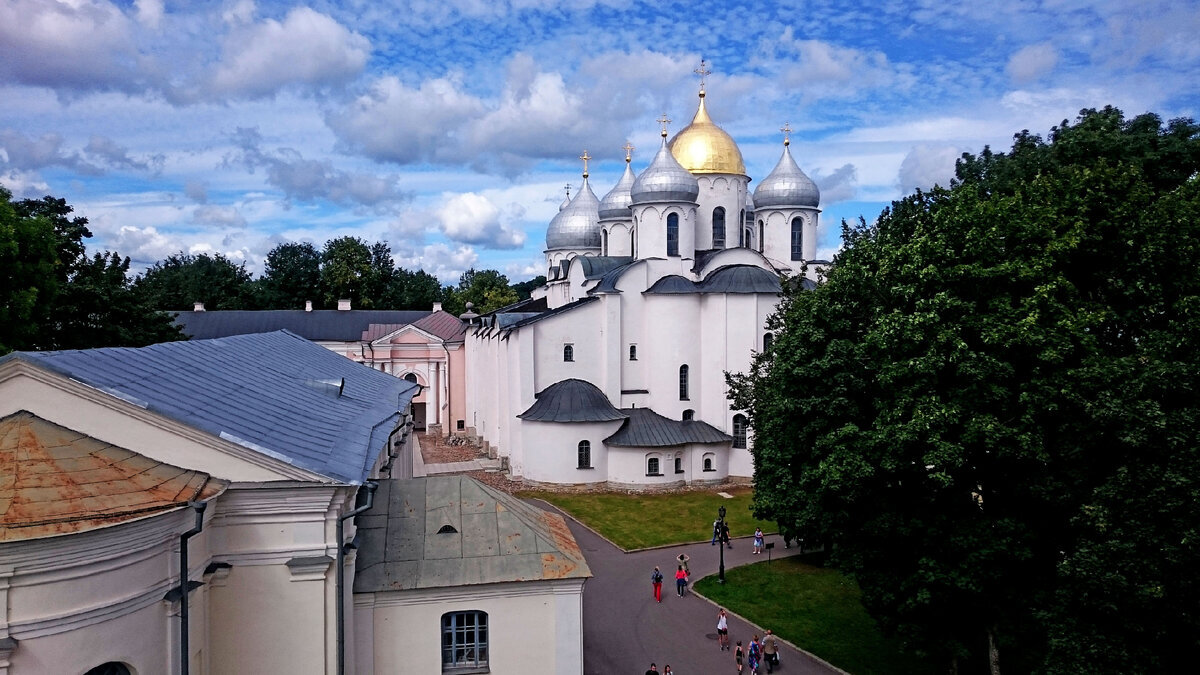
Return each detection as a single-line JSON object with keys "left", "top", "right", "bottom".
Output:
{"left": 443, "top": 268, "right": 519, "bottom": 316}
{"left": 134, "top": 252, "right": 255, "bottom": 310}
{"left": 259, "top": 241, "right": 322, "bottom": 309}
{"left": 728, "top": 108, "right": 1200, "bottom": 673}
{"left": 51, "top": 251, "right": 183, "bottom": 349}
{"left": 319, "top": 236, "right": 373, "bottom": 308}
{"left": 511, "top": 275, "right": 547, "bottom": 301}
{"left": 0, "top": 187, "right": 57, "bottom": 353}
{"left": 388, "top": 268, "right": 445, "bottom": 310}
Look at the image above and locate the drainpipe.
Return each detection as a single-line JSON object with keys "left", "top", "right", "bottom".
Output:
{"left": 179, "top": 501, "right": 206, "bottom": 675}
{"left": 337, "top": 481, "right": 378, "bottom": 675}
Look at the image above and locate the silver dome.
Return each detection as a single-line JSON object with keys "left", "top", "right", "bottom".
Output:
{"left": 598, "top": 161, "right": 636, "bottom": 220}
{"left": 546, "top": 177, "right": 602, "bottom": 250}
{"left": 753, "top": 143, "right": 820, "bottom": 208}
{"left": 631, "top": 138, "right": 700, "bottom": 205}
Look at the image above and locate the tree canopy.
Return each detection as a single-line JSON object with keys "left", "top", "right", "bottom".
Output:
{"left": 728, "top": 107, "right": 1200, "bottom": 673}
{"left": 133, "top": 252, "right": 255, "bottom": 311}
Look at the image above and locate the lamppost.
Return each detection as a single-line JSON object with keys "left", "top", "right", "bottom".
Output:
{"left": 717, "top": 505, "right": 727, "bottom": 584}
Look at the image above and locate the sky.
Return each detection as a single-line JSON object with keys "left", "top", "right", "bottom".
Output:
{"left": 3, "top": 0, "right": 1199, "bottom": 284}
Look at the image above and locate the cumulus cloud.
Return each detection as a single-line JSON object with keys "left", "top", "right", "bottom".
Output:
{"left": 898, "top": 145, "right": 962, "bottom": 194}
{"left": 84, "top": 135, "right": 163, "bottom": 173}
{"left": 0, "top": 0, "right": 142, "bottom": 93}
{"left": 134, "top": 0, "right": 164, "bottom": 28}
{"left": 193, "top": 204, "right": 246, "bottom": 228}
{"left": 109, "top": 225, "right": 179, "bottom": 267}
{"left": 209, "top": 7, "right": 370, "bottom": 98}
{"left": 0, "top": 170, "right": 51, "bottom": 198}
{"left": 813, "top": 163, "right": 858, "bottom": 204}
{"left": 393, "top": 243, "right": 479, "bottom": 283}
{"left": 1007, "top": 43, "right": 1058, "bottom": 83}
{"left": 436, "top": 193, "right": 527, "bottom": 249}
{"left": 0, "top": 130, "right": 103, "bottom": 174}
{"left": 760, "top": 29, "right": 911, "bottom": 98}
{"left": 185, "top": 180, "right": 209, "bottom": 203}
{"left": 228, "top": 127, "right": 409, "bottom": 210}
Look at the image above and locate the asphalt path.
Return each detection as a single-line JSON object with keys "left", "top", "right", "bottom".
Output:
{"left": 538, "top": 503, "right": 843, "bottom": 675}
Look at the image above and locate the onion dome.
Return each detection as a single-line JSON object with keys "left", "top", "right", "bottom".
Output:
{"left": 753, "top": 138, "right": 820, "bottom": 208}
{"left": 546, "top": 177, "right": 601, "bottom": 249}
{"left": 599, "top": 152, "right": 636, "bottom": 220}
{"left": 667, "top": 90, "right": 746, "bottom": 175}
{"left": 632, "top": 135, "right": 700, "bottom": 205}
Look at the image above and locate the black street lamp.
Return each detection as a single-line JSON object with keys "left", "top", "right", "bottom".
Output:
{"left": 718, "top": 505, "right": 727, "bottom": 583}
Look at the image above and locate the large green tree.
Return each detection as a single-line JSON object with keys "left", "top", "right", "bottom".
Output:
{"left": 728, "top": 107, "right": 1200, "bottom": 673}
{"left": 0, "top": 187, "right": 57, "bottom": 352}
{"left": 258, "top": 241, "right": 322, "bottom": 309}
{"left": 442, "top": 268, "right": 519, "bottom": 316}
{"left": 134, "top": 252, "right": 255, "bottom": 310}
{"left": 319, "top": 236, "right": 374, "bottom": 308}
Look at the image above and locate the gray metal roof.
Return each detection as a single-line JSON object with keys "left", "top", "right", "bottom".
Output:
{"left": 604, "top": 407, "right": 732, "bottom": 447}
{"left": 642, "top": 265, "right": 781, "bottom": 295}
{"left": 598, "top": 161, "right": 636, "bottom": 220}
{"left": 3, "top": 330, "right": 418, "bottom": 484}
{"left": 631, "top": 137, "right": 700, "bottom": 205}
{"left": 518, "top": 378, "right": 627, "bottom": 422}
{"left": 506, "top": 296, "right": 599, "bottom": 330}
{"left": 589, "top": 259, "right": 643, "bottom": 294}
{"left": 174, "top": 309, "right": 432, "bottom": 341}
{"left": 753, "top": 143, "right": 820, "bottom": 208}
{"left": 546, "top": 176, "right": 602, "bottom": 250}
{"left": 577, "top": 255, "right": 635, "bottom": 280}
{"left": 353, "top": 476, "right": 591, "bottom": 592}
{"left": 644, "top": 275, "right": 697, "bottom": 294}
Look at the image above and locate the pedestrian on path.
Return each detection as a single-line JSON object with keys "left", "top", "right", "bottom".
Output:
{"left": 762, "top": 629, "right": 779, "bottom": 673}
{"left": 711, "top": 518, "right": 721, "bottom": 545}
{"left": 716, "top": 608, "right": 729, "bottom": 650}
{"left": 722, "top": 521, "right": 732, "bottom": 548}
{"left": 675, "top": 565, "right": 688, "bottom": 597}
{"left": 748, "top": 635, "right": 761, "bottom": 673}
{"left": 676, "top": 552, "right": 690, "bottom": 575}
{"left": 645, "top": 663, "right": 658, "bottom": 675}
{"left": 734, "top": 641, "right": 744, "bottom": 673}
{"left": 651, "top": 566, "right": 664, "bottom": 602}
{"left": 753, "top": 527, "right": 764, "bottom": 554}
{"left": 663, "top": 665, "right": 673, "bottom": 674}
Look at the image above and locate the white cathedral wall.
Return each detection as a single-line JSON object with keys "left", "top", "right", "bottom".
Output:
{"left": 694, "top": 174, "right": 749, "bottom": 250}
{"left": 602, "top": 220, "right": 633, "bottom": 256}
{"left": 632, "top": 203, "right": 697, "bottom": 259}
{"left": 756, "top": 207, "right": 820, "bottom": 271}
{"left": 520, "top": 420, "right": 621, "bottom": 484}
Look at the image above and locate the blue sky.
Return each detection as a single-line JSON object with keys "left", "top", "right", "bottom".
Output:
{"left": 3, "top": 0, "right": 1198, "bottom": 283}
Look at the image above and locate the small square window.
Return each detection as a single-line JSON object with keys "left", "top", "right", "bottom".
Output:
{"left": 629, "top": 345, "right": 637, "bottom": 361}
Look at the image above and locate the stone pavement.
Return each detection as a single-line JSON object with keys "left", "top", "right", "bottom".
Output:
{"left": 533, "top": 500, "right": 845, "bottom": 675}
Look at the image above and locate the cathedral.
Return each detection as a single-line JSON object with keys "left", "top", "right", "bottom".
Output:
{"left": 465, "top": 69, "right": 826, "bottom": 489}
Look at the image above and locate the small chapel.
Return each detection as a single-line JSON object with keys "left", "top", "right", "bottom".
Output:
{"left": 465, "top": 63, "right": 826, "bottom": 489}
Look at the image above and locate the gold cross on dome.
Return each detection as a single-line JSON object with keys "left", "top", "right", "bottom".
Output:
{"left": 781, "top": 122, "right": 793, "bottom": 146}
{"left": 579, "top": 149, "right": 591, "bottom": 178}
{"left": 623, "top": 141, "right": 634, "bottom": 163}
{"left": 694, "top": 58, "right": 711, "bottom": 92}
{"left": 656, "top": 113, "right": 671, "bottom": 138}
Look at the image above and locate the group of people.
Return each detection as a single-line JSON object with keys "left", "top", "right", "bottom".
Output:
{"left": 651, "top": 554, "right": 692, "bottom": 602}
{"left": 644, "top": 664, "right": 676, "bottom": 674}
{"left": 711, "top": 518, "right": 732, "bottom": 547}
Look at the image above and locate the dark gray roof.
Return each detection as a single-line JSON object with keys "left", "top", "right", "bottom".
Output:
{"left": 631, "top": 137, "right": 700, "bottom": 204}
{"left": 590, "top": 259, "right": 643, "bottom": 294}
{"left": 753, "top": 143, "right": 820, "bottom": 208}
{"left": 577, "top": 255, "right": 635, "bottom": 280}
{"left": 354, "top": 476, "right": 590, "bottom": 592}
{"left": 506, "top": 296, "right": 599, "bottom": 330}
{"left": 3, "top": 330, "right": 418, "bottom": 484}
{"left": 518, "top": 379, "right": 627, "bottom": 422}
{"left": 645, "top": 275, "right": 697, "bottom": 294}
{"left": 642, "top": 265, "right": 782, "bottom": 295}
{"left": 174, "top": 310, "right": 432, "bottom": 341}
{"left": 605, "top": 407, "right": 733, "bottom": 447}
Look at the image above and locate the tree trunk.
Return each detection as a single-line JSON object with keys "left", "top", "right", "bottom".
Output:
{"left": 988, "top": 626, "right": 1001, "bottom": 675}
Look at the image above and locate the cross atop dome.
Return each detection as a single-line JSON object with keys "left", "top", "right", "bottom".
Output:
{"left": 781, "top": 122, "right": 793, "bottom": 147}
{"left": 694, "top": 58, "right": 711, "bottom": 97}
{"left": 656, "top": 113, "right": 671, "bottom": 138}
{"left": 623, "top": 141, "right": 634, "bottom": 163}
{"left": 579, "top": 149, "right": 591, "bottom": 178}
{"left": 564, "top": 183, "right": 571, "bottom": 200}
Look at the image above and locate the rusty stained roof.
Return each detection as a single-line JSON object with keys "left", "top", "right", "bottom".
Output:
{"left": 353, "top": 476, "right": 591, "bottom": 594}
{"left": 0, "top": 411, "right": 227, "bottom": 542}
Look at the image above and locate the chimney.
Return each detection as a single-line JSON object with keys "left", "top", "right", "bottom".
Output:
{"left": 432, "top": 302, "right": 443, "bottom": 313}
{"left": 193, "top": 302, "right": 205, "bottom": 312}
{"left": 305, "top": 300, "right": 313, "bottom": 312}
{"left": 337, "top": 299, "right": 351, "bottom": 311}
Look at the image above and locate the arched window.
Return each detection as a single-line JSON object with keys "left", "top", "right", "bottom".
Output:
{"left": 404, "top": 373, "right": 418, "bottom": 383}
{"left": 629, "top": 345, "right": 637, "bottom": 361}
{"left": 732, "top": 414, "right": 748, "bottom": 449}
{"left": 739, "top": 209, "right": 745, "bottom": 246}
{"left": 602, "top": 229, "right": 608, "bottom": 256}
{"left": 442, "top": 611, "right": 488, "bottom": 670}
{"left": 703, "top": 454, "right": 715, "bottom": 472}
{"left": 666, "top": 213, "right": 679, "bottom": 256}
{"left": 757, "top": 219, "right": 765, "bottom": 253}
{"left": 791, "top": 217, "right": 803, "bottom": 260}
{"left": 563, "top": 344, "right": 574, "bottom": 362}
{"left": 682, "top": 409, "right": 694, "bottom": 421}
{"left": 83, "top": 666, "right": 132, "bottom": 675}
{"left": 577, "top": 440, "right": 591, "bottom": 469}
{"left": 712, "top": 207, "right": 726, "bottom": 249}
{"left": 679, "top": 364, "right": 689, "bottom": 400}
{"left": 647, "top": 456, "right": 661, "bottom": 476}
{"left": 763, "top": 332, "right": 774, "bottom": 352}
{"left": 674, "top": 455, "right": 683, "bottom": 473}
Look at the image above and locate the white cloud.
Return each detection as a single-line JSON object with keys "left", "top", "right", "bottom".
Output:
{"left": 109, "top": 224, "right": 179, "bottom": 266}
{"left": 193, "top": 204, "right": 246, "bottom": 228}
{"left": 436, "top": 193, "right": 527, "bottom": 249}
{"left": 134, "top": 0, "right": 164, "bottom": 29}
{"left": 84, "top": 135, "right": 163, "bottom": 173}
{"left": 210, "top": 7, "right": 370, "bottom": 98}
{"left": 0, "top": 130, "right": 102, "bottom": 174}
{"left": 897, "top": 145, "right": 962, "bottom": 194}
{"left": 0, "top": 0, "right": 140, "bottom": 93}
{"left": 393, "top": 243, "right": 479, "bottom": 283}
{"left": 1007, "top": 43, "right": 1059, "bottom": 83}
{"left": 0, "top": 170, "right": 51, "bottom": 198}
{"left": 185, "top": 180, "right": 208, "bottom": 203}
{"left": 814, "top": 163, "right": 858, "bottom": 204}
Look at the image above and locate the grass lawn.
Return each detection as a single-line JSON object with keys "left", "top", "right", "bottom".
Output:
{"left": 519, "top": 486, "right": 773, "bottom": 550}
{"left": 694, "top": 555, "right": 932, "bottom": 675}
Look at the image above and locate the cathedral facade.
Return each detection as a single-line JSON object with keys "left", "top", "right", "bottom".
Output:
{"left": 466, "top": 79, "right": 825, "bottom": 489}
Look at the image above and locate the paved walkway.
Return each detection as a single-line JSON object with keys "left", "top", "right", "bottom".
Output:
{"left": 537, "top": 501, "right": 844, "bottom": 675}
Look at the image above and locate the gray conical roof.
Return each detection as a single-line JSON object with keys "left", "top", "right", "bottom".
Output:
{"left": 598, "top": 161, "right": 636, "bottom": 220}
{"left": 546, "top": 177, "right": 601, "bottom": 250}
{"left": 753, "top": 143, "right": 819, "bottom": 208}
{"left": 631, "top": 138, "right": 699, "bottom": 205}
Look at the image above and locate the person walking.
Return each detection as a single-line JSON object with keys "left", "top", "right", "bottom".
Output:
{"left": 651, "top": 566, "right": 664, "bottom": 603}
{"left": 716, "top": 608, "right": 730, "bottom": 650}
{"left": 753, "top": 527, "right": 764, "bottom": 554}
{"left": 676, "top": 552, "right": 690, "bottom": 575}
{"left": 663, "top": 665, "right": 673, "bottom": 674}
{"left": 762, "top": 629, "right": 779, "bottom": 673}
{"left": 645, "top": 663, "right": 658, "bottom": 675}
{"left": 734, "top": 640, "right": 744, "bottom": 673}
{"left": 721, "top": 521, "right": 732, "bottom": 548}
{"left": 675, "top": 565, "right": 688, "bottom": 597}
{"left": 747, "top": 635, "right": 762, "bottom": 673}
{"left": 711, "top": 518, "right": 721, "bottom": 545}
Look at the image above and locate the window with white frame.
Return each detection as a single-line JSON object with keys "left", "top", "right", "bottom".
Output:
{"left": 577, "top": 440, "right": 591, "bottom": 469}
{"left": 712, "top": 207, "right": 726, "bottom": 248}
{"left": 791, "top": 217, "right": 803, "bottom": 260}
{"left": 703, "top": 453, "right": 715, "bottom": 472}
{"left": 646, "top": 455, "right": 661, "bottom": 476}
{"left": 442, "top": 610, "right": 488, "bottom": 671}
{"left": 732, "top": 414, "right": 748, "bottom": 449}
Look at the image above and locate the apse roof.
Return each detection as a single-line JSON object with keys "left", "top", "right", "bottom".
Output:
{"left": 0, "top": 411, "right": 228, "bottom": 542}
{"left": 175, "top": 309, "right": 432, "bottom": 341}
{"left": 604, "top": 407, "right": 732, "bottom": 447}
{"left": 2, "top": 330, "right": 418, "bottom": 484}
{"left": 354, "top": 476, "right": 591, "bottom": 592}
{"left": 517, "top": 378, "right": 627, "bottom": 423}
{"left": 642, "top": 265, "right": 782, "bottom": 295}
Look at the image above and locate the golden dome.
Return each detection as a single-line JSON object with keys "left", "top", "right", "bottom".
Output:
{"left": 667, "top": 93, "right": 746, "bottom": 175}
